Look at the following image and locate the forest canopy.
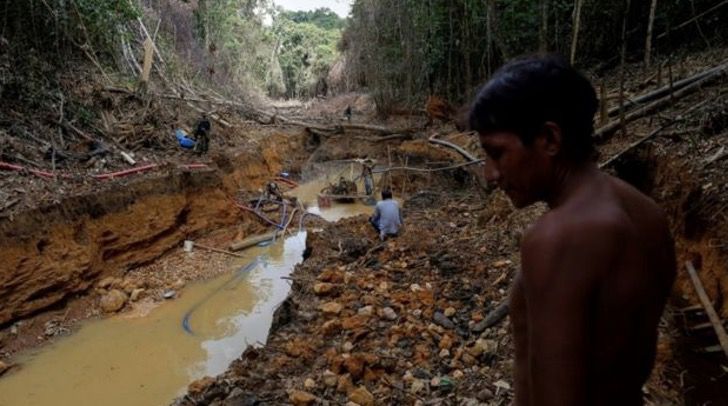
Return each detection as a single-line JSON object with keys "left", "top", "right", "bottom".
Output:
{"left": 1, "top": 0, "right": 725, "bottom": 108}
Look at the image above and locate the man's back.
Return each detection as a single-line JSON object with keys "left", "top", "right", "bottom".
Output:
{"left": 515, "top": 170, "right": 676, "bottom": 405}
{"left": 374, "top": 199, "right": 402, "bottom": 236}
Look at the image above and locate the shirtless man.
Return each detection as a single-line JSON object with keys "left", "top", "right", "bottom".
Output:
{"left": 468, "top": 55, "right": 676, "bottom": 405}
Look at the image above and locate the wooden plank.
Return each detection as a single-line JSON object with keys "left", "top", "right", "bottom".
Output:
{"left": 141, "top": 38, "right": 154, "bottom": 83}
{"left": 685, "top": 261, "right": 728, "bottom": 359}
{"left": 690, "top": 321, "right": 715, "bottom": 331}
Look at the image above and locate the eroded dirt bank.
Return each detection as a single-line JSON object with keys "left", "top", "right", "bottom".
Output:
{"left": 0, "top": 132, "right": 305, "bottom": 327}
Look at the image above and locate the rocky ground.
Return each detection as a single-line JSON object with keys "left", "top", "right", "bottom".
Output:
{"left": 175, "top": 180, "right": 682, "bottom": 406}
{"left": 1, "top": 45, "right": 727, "bottom": 404}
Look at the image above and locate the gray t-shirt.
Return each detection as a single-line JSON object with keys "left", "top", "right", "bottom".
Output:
{"left": 372, "top": 199, "right": 402, "bottom": 237}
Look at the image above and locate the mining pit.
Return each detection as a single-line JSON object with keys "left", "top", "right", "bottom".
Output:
{"left": 1, "top": 69, "right": 728, "bottom": 406}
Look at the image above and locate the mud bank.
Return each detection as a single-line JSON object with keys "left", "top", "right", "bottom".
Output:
{"left": 0, "top": 134, "right": 302, "bottom": 327}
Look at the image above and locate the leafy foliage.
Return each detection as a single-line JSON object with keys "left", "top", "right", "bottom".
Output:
{"left": 0, "top": 0, "right": 138, "bottom": 60}
{"left": 271, "top": 8, "right": 344, "bottom": 98}
{"left": 191, "top": 0, "right": 273, "bottom": 90}
{"left": 280, "top": 8, "right": 346, "bottom": 30}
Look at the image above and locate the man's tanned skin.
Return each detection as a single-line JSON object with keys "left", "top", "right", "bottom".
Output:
{"left": 469, "top": 56, "right": 676, "bottom": 406}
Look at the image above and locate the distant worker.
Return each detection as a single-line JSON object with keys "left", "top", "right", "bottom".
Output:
{"left": 361, "top": 159, "right": 374, "bottom": 195}
{"left": 344, "top": 105, "right": 352, "bottom": 122}
{"left": 194, "top": 114, "right": 211, "bottom": 155}
{"left": 369, "top": 189, "right": 402, "bottom": 240}
{"left": 265, "top": 181, "right": 283, "bottom": 201}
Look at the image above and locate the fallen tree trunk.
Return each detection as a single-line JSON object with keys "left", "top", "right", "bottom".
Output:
{"left": 607, "top": 60, "right": 728, "bottom": 117}
{"left": 595, "top": 64, "right": 726, "bottom": 142}
{"left": 428, "top": 133, "right": 480, "bottom": 162}
{"left": 599, "top": 99, "right": 709, "bottom": 168}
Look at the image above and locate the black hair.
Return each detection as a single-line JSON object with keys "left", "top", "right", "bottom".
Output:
{"left": 382, "top": 189, "right": 392, "bottom": 200}
{"left": 469, "top": 54, "right": 598, "bottom": 162}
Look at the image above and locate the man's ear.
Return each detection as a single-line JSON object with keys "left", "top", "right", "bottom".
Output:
{"left": 541, "top": 121, "right": 563, "bottom": 156}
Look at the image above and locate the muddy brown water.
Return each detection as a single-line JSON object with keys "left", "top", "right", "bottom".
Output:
{"left": 0, "top": 178, "right": 375, "bottom": 406}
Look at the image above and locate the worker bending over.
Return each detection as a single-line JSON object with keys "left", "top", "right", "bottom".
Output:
{"left": 369, "top": 189, "right": 402, "bottom": 240}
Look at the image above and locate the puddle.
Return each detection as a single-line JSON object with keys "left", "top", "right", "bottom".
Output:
{"left": 0, "top": 177, "right": 376, "bottom": 406}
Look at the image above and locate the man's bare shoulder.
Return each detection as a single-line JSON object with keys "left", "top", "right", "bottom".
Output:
{"left": 606, "top": 174, "right": 671, "bottom": 230}
{"left": 523, "top": 205, "right": 628, "bottom": 253}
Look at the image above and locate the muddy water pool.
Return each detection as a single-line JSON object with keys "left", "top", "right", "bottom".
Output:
{"left": 0, "top": 179, "right": 374, "bottom": 406}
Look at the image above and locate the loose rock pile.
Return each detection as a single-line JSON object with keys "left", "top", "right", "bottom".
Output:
{"left": 176, "top": 188, "right": 540, "bottom": 405}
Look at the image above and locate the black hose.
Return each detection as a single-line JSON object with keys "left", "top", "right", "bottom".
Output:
{"left": 181, "top": 259, "right": 263, "bottom": 335}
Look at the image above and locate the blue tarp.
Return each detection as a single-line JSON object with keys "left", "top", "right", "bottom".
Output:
{"left": 175, "top": 129, "right": 196, "bottom": 149}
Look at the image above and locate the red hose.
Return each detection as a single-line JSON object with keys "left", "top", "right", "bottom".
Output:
{"left": 0, "top": 162, "right": 67, "bottom": 179}
{"left": 1, "top": 161, "right": 208, "bottom": 181}
{"left": 232, "top": 199, "right": 283, "bottom": 229}
{"left": 181, "top": 163, "right": 209, "bottom": 170}
{"left": 274, "top": 177, "right": 298, "bottom": 188}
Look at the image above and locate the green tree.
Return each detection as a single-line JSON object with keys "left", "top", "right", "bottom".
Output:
{"left": 272, "top": 9, "right": 343, "bottom": 98}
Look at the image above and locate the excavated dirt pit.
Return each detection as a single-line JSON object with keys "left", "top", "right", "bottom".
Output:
{"left": 2, "top": 123, "right": 725, "bottom": 406}
{"left": 0, "top": 167, "right": 378, "bottom": 406}
{"left": 0, "top": 125, "right": 420, "bottom": 405}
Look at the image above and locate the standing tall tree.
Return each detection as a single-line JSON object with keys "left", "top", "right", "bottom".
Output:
{"left": 570, "top": 0, "right": 583, "bottom": 65}
{"left": 644, "top": 0, "right": 659, "bottom": 67}
{"left": 540, "top": 0, "right": 549, "bottom": 53}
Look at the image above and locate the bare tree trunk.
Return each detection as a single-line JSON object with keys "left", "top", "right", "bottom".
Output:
{"left": 600, "top": 81, "right": 608, "bottom": 126}
{"left": 540, "top": 0, "right": 549, "bottom": 53}
{"left": 619, "top": 0, "right": 631, "bottom": 136}
{"left": 644, "top": 0, "right": 658, "bottom": 67}
{"left": 570, "top": 0, "right": 583, "bottom": 65}
{"left": 486, "top": 0, "right": 494, "bottom": 77}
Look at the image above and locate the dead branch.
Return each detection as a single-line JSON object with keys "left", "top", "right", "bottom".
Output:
{"left": 656, "top": 0, "right": 728, "bottom": 40}
{"left": 373, "top": 159, "right": 484, "bottom": 174}
{"left": 428, "top": 133, "right": 480, "bottom": 162}
{"left": 598, "top": 99, "right": 709, "bottom": 167}
{"left": 685, "top": 261, "right": 728, "bottom": 359}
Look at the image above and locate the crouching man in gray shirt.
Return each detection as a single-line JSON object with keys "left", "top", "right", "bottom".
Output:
{"left": 369, "top": 189, "right": 403, "bottom": 240}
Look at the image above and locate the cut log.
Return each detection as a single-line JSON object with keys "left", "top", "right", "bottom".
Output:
{"left": 229, "top": 231, "right": 278, "bottom": 252}
{"left": 685, "top": 260, "right": 728, "bottom": 359}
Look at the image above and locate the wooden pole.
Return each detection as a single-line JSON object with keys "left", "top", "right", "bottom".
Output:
{"left": 194, "top": 242, "right": 246, "bottom": 258}
{"left": 539, "top": 0, "right": 549, "bottom": 53}
{"left": 600, "top": 82, "right": 609, "bottom": 126}
{"left": 618, "top": 0, "right": 631, "bottom": 136}
{"left": 644, "top": 0, "right": 658, "bottom": 67}
{"left": 570, "top": 0, "right": 583, "bottom": 65}
{"left": 141, "top": 38, "right": 154, "bottom": 84}
{"left": 685, "top": 261, "right": 728, "bottom": 359}
{"left": 229, "top": 231, "right": 278, "bottom": 252}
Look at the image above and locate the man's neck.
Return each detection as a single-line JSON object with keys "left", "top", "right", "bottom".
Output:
{"left": 545, "top": 161, "right": 598, "bottom": 209}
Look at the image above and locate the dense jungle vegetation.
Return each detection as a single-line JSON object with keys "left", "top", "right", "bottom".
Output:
{"left": 0, "top": 0, "right": 725, "bottom": 112}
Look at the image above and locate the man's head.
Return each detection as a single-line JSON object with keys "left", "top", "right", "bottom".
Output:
{"left": 469, "top": 55, "right": 598, "bottom": 207}
{"left": 381, "top": 189, "right": 392, "bottom": 200}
